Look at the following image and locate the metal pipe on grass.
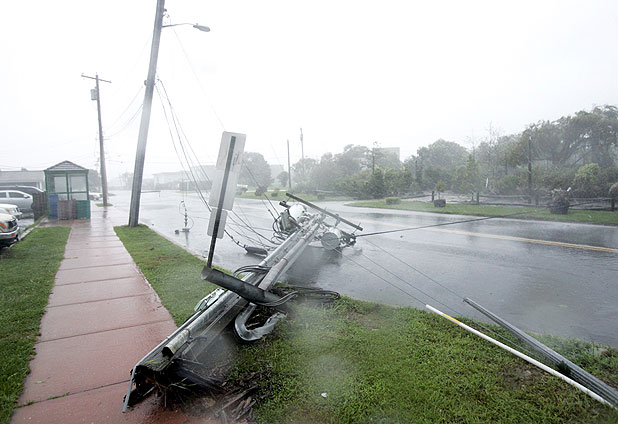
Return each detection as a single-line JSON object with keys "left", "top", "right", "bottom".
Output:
{"left": 464, "top": 297, "right": 618, "bottom": 408}
{"left": 425, "top": 304, "right": 615, "bottom": 410}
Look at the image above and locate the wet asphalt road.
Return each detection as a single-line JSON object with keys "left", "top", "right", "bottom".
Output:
{"left": 109, "top": 190, "right": 618, "bottom": 347}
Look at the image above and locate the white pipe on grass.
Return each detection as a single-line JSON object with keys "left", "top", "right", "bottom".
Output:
{"left": 425, "top": 304, "right": 615, "bottom": 410}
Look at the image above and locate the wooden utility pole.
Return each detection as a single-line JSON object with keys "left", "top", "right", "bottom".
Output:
{"left": 300, "top": 128, "right": 305, "bottom": 180}
{"left": 82, "top": 73, "right": 111, "bottom": 206}
{"left": 287, "top": 139, "right": 292, "bottom": 189}
{"left": 528, "top": 135, "right": 532, "bottom": 203}
{"left": 128, "top": 0, "right": 166, "bottom": 227}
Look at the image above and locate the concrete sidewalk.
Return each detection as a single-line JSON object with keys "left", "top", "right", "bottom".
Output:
{"left": 11, "top": 208, "right": 203, "bottom": 423}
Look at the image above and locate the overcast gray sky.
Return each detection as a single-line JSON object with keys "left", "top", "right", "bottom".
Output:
{"left": 2, "top": 1, "right": 617, "bottom": 180}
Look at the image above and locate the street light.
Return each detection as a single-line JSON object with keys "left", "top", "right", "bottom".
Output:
{"left": 128, "top": 0, "right": 209, "bottom": 227}
{"left": 162, "top": 22, "right": 210, "bottom": 32}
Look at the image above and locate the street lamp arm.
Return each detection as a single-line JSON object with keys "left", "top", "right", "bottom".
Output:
{"left": 162, "top": 22, "right": 210, "bottom": 32}
{"left": 128, "top": 0, "right": 211, "bottom": 227}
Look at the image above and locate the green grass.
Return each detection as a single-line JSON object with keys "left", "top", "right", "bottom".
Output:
{"left": 348, "top": 200, "right": 618, "bottom": 226}
{"left": 237, "top": 191, "right": 353, "bottom": 202}
{"left": 114, "top": 225, "right": 218, "bottom": 325}
{"left": 115, "top": 226, "right": 618, "bottom": 423}
{"left": 0, "top": 227, "right": 70, "bottom": 424}
{"left": 95, "top": 203, "right": 113, "bottom": 207}
{"left": 234, "top": 301, "right": 618, "bottom": 423}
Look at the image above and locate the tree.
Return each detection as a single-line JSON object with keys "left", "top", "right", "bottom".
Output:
{"left": 609, "top": 181, "right": 618, "bottom": 199}
{"left": 310, "top": 153, "right": 339, "bottom": 190}
{"left": 572, "top": 163, "right": 601, "bottom": 196}
{"left": 367, "top": 168, "right": 386, "bottom": 199}
{"left": 403, "top": 155, "right": 423, "bottom": 186}
{"left": 395, "top": 167, "right": 415, "bottom": 194}
{"left": 375, "top": 149, "right": 402, "bottom": 170}
{"left": 423, "top": 167, "right": 452, "bottom": 191}
{"left": 335, "top": 144, "right": 370, "bottom": 177}
{"left": 276, "top": 171, "right": 289, "bottom": 187}
{"left": 240, "top": 152, "right": 272, "bottom": 187}
{"left": 291, "top": 158, "right": 318, "bottom": 186}
{"left": 415, "top": 139, "right": 468, "bottom": 189}
{"left": 453, "top": 155, "right": 481, "bottom": 194}
{"left": 434, "top": 181, "right": 446, "bottom": 199}
{"left": 510, "top": 106, "right": 618, "bottom": 168}
{"left": 335, "top": 170, "right": 371, "bottom": 199}
{"left": 416, "top": 139, "right": 468, "bottom": 170}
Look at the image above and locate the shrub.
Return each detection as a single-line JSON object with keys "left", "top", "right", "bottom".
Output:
{"left": 385, "top": 197, "right": 401, "bottom": 205}
{"left": 572, "top": 163, "right": 602, "bottom": 197}
{"left": 538, "top": 167, "right": 576, "bottom": 191}
{"left": 434, "top": 180, "right": 446, "bottom": 199}
{"left": 548, "top": 188, "right": 570, "bottom": 214}
{"left": 609, "top": 181, "right": 618, "bottom": 198}
{"left": 255, "top": 185, "right": 267, "bottom": 196}
{"left": 368, "top": 169, "right": 386, "bottom": 199}
{"left": 496, "top": 174, "right": 523, "bottom": 194}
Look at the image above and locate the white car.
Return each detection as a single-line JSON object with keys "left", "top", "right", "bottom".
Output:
{"left": 0, "top": 203, "right": 22, "bottom": 219}
{"left": 0, "top": 212, "right": 19, "bottom": 247}
{"left": 0, "top": 190, "right": 33, "bottom": 211}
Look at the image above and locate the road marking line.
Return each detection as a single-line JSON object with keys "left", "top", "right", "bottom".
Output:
{"left": 425, "top": 228, "right": 618, "bottom": 253}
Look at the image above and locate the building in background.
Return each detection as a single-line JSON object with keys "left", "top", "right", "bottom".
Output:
{"left": 0, "top": 170, "right": 45, "bottom": 189}
{"left": 0, "top": 168, "right": 101, "bottom": 191}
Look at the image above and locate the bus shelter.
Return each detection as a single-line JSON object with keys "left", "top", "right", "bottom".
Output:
{"left": 44, "top": 161, "right": 91, "bottom": 219}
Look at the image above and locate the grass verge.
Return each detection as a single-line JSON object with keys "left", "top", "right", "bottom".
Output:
{"left": 237, "top": 191, "right": 353, "bottom": 202}
{"left": 0, "top": 227, "right": 70, "bottom": 424}
{"left": 116, "top": 225, "right": 618, "bottom": 423}
{"left": 348, "top": 200, "right": 618, "bottom": 226}
{"left": 114, "top": 225, "right": 218, "bottom": 325}
{"left": 95, "top": 203, "right": 113, "bottom": 207}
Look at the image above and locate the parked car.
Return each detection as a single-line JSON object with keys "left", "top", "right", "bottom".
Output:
{"left": 0, "top": 190, "right": 33, "bottom": 211}
{"left": 89, "top": 192, "right": 103, "bottom": 201}
{"left": 0, "top": 185, "right": 44, "bottom": 196}
{"left": 0, "top": 203, "right": 22, "bottom": 219}
{"left": 0, "top": 212, "right": 19, "bottom": 247}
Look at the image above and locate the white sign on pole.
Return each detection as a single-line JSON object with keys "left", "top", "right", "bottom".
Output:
{"left": 208, "top": 131, "right": 246, "bottom": 210}
{"left": 207, "top": 208, "right": 227, "bottom": 239}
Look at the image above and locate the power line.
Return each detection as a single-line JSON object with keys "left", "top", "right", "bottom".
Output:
{"left": 336, "top": 245, "right": 539, "bottom": 358}
{"left": 106, "top": 103, "right": 144, "bottom": 138}
{"left": 172, "top": 29, "right": 225, "bottom": 130}
{"left": 107, "top": 85, "right": 145, "bottom": 131}
{"left": 155, "top": 79, "right": 277, "bottom": 249}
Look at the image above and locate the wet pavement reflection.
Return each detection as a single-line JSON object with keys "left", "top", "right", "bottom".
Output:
{"left": 109, "top": 190, "right": 618, "bottom": 347}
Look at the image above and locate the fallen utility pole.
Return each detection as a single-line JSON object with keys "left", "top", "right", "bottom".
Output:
{"left": 463, "top": 297, "right": 618, "bottom": 408}
{"left": 124, "top": 127, "right": 362, "bottom": 411}
{"left": 426, "top": 304, "right": 615, "bottom": 410}
{"left": 285, "top": 192, "right": 363, "bottom": 231}
{"left": 123, "top": 211, "right": 326, "bottom": 411}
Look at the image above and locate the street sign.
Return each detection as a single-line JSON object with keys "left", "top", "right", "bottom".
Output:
{"left": 207, "top": 208, "right": 227, "bottom": 239}
{"left": 208, "top": 132, "right": 246, "bottom": 210}
{"left": 207, "top": 131, "right": 246, "bottom": 267}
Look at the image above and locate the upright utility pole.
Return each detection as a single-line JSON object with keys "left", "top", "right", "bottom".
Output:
{"left": 128, "top": 0, "right": 166, "bottom": 227}
{"left": 528, "top": 135, "right": 532, "bottom": 203}
{"left": 300, "top": 128, "right": 305, "bottom": 180}
{"left": 286, "top": 139, "right": 292, "bottom": 189}
{"left": 82, "top": 73, "right": 111, "bottom": 206}
{"left": 372, "top": 149, "right": 376, "bottom": 173}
